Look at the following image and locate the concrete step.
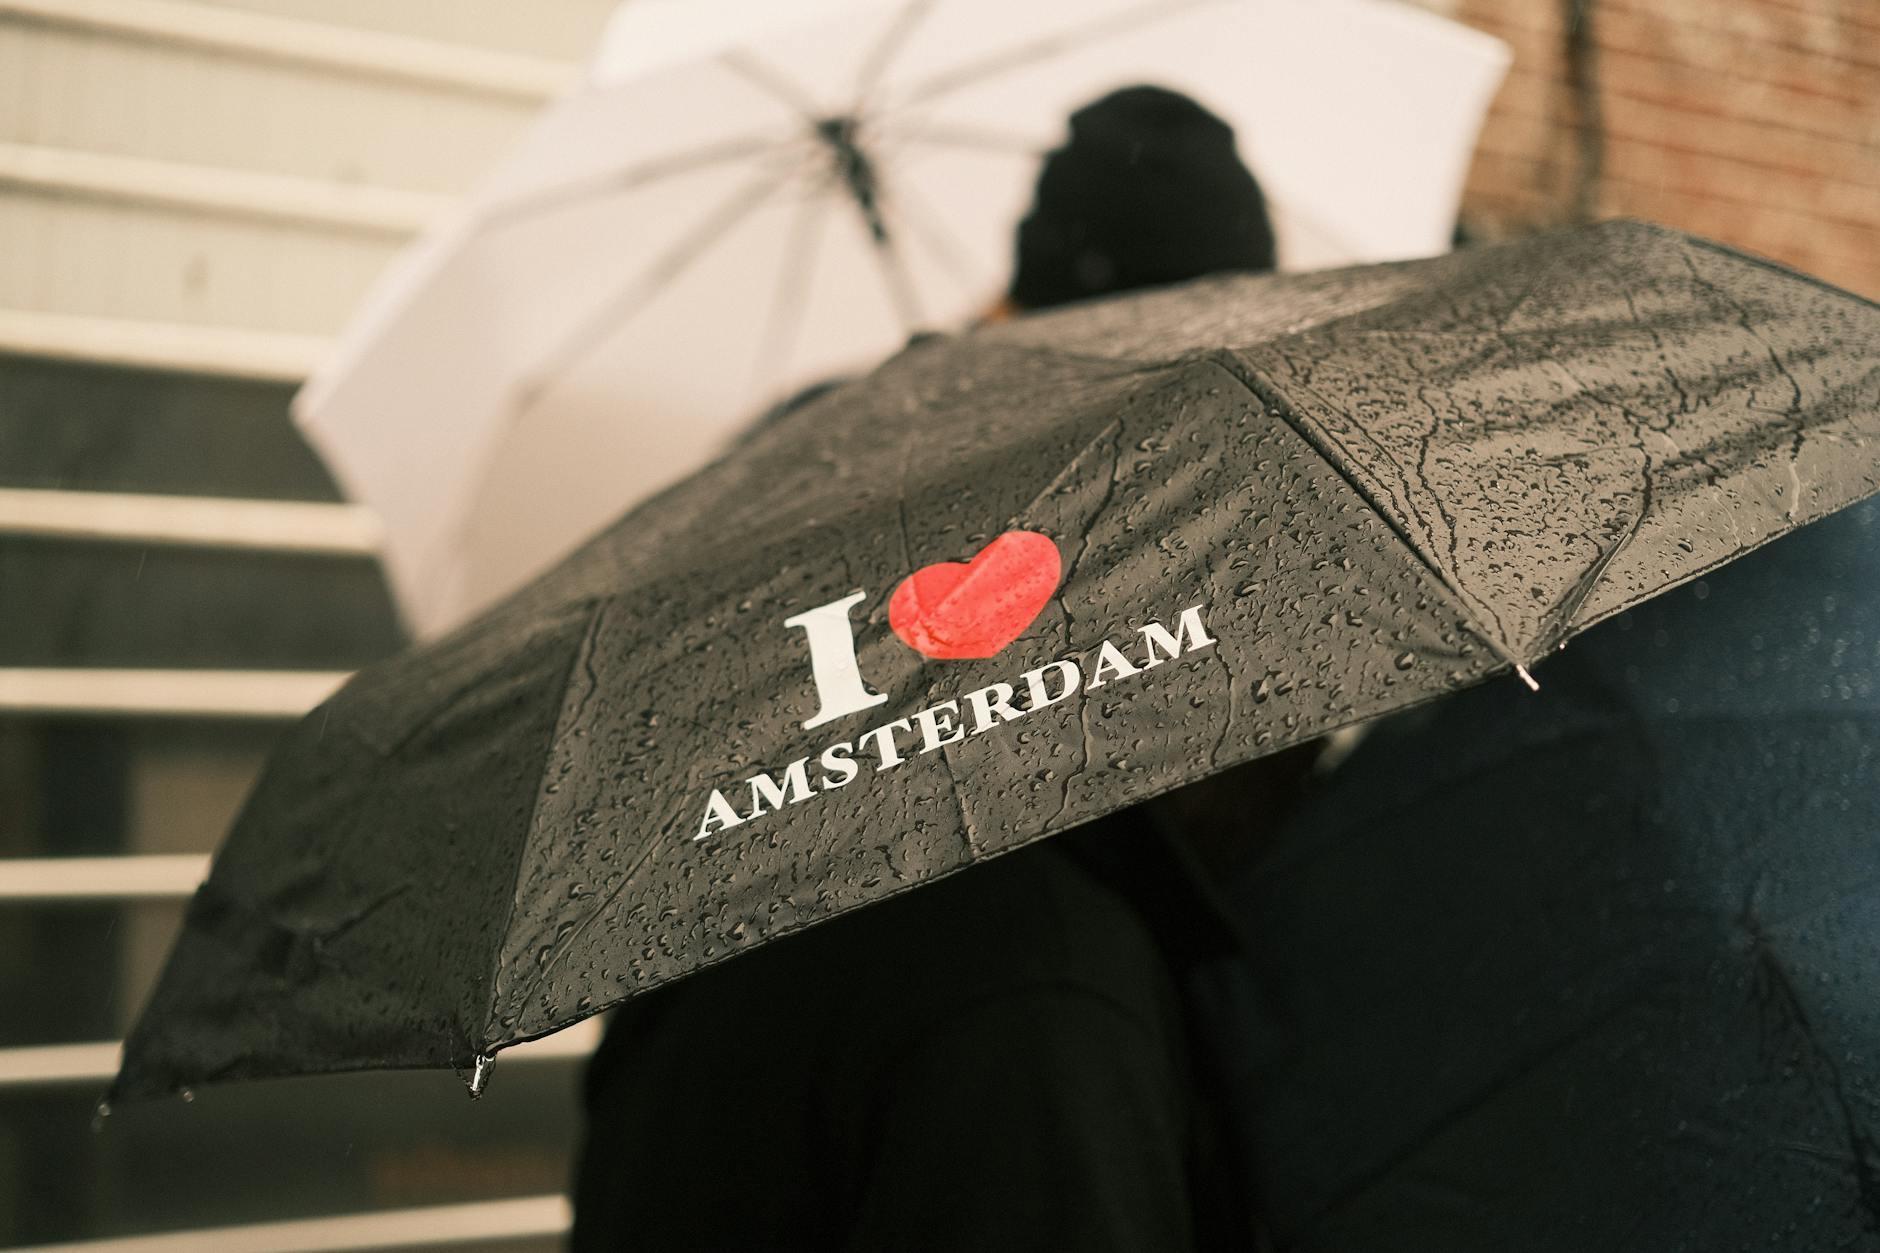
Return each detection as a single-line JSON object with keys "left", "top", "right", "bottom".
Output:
{"left": 0, "top": 354, "right": 329, "bottom": 500}
{"left": 0, "top": 4, "right": 556, "bottom": 194}
{"left": 0, "top": 536, "right": 400, "bottom": 669}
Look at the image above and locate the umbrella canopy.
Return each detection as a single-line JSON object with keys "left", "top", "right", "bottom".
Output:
{"left": 1229, "top": 496, "right": 1880, "bottom": 1249}
{"left": 117, "top": 221, "right": 1880, "bottom": 1100}
{"left": 298, "top": 0, "right": 1510, "bottom": 634}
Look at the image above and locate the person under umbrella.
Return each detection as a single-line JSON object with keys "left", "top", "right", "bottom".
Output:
{"left": 571, "top": 85, "right": 1292, "bottom": 1252}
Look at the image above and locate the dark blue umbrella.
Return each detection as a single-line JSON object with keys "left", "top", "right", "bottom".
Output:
{"left": 1230, "top": 497, "right": 1880, "bottom": 1249}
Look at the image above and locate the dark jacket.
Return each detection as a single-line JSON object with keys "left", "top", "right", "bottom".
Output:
{"left": 1230, "top": 498, "right": 1880, "bottom": 1251}
{"left": 571, "top": 812, "right": 1259, "bottom": 1252}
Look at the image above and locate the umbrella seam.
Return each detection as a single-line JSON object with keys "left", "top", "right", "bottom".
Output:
{"left": 1204, "top": 349, "right": 1523, "bottom": 671}
{"left": 1680, "top": 231, "right": 1880, "bottom": 316}
{"left": 483, "top": 663, "right": 1511, "bottom": 1059}
{"left": 1049, "top": 412, "right": 1128, "bottom": 834}
{"left": 1539, "top": 355, "right": 1661, "bottom": 640}
{"left": 1300, "top": 973, "right": 1690, "bottom": 1229}
{"left": 477, "top": 596, "right": 612, "bottom": 1053}
{"left": 1564, "top": 487, "right": 1880, "bottom": 640}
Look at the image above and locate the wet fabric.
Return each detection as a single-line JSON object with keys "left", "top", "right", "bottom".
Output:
{"left": 572, "top": 813, "right": 1257, "bottom": 1252}
{"left": 1230, "top": 499, "right": 1880, "bottom": 1249}
{"left": 116, "top": 222, "right": 1880, "bottom": 1099}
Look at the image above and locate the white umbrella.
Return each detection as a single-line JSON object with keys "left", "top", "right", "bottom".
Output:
{"left": 298, "top": 0, "right": 1509, "bottom": 636}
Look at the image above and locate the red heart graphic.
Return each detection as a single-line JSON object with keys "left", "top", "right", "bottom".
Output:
{"left": 889, "top": 531, "right": 1062, "bottom": 660}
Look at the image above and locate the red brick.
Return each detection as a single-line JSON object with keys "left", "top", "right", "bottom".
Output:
{"left": 1601, "top": 91, "right": 1880, "bottom": 189}
{"left": 1592, "top": 7, "right": 1875, "bottom": 105}
{"left": 1597, "top": 184, "right": 1880, "bottom": 293}
{"left": 1599, "top": 136, "right": 1879, "bottom": 228}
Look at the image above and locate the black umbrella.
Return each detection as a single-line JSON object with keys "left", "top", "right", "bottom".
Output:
{"left": 115, "top": 220, "right": 1880, "bottom": 1099}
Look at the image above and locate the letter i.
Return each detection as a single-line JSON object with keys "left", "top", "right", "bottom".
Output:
{"left": 785, "top": 591, "right": 889, "bottom": 729}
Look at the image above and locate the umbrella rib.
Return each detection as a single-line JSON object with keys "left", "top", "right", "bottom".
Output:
{"left": 1311, "top": 986, "right": 1681, "bottom": 1225}
{"left": 1541, "top": 357, "right": 1662, "bottom": 637}
{"left": 1209, "top": 349, "right": 1528, "bottom": 671}
{"left": 1408, "top": 382, "right": 1505, "bottom": 644}
{"left": 891, "top": 0, "right": 1230, "bottom": 110}
{"left": 480, "top": 132, "right": 804, "bottom": 230}
{"left": 511, "top": 166, "right": 800, "bottom": 416}
{"left": 750, "top": 181, "right": 836, "bottom": 398}
{"left": 719, "top": 48, "right": 825, "bottom": 121}
{"left": 851, "top": 0, "right": 938, "bottom": 110}
{"left": 1048, "top": 412, "right": 1127, "bottom": 833}
{"left": 936, "top": 744, "right": 985, "bottom": 858}
{"left": 876, "top": 178, "right": 987, "bottom": 307}
{"left": 486, "top": 603, "right": 722, "bottom": 1046}
{"left": 476, "top": 598, "right": 611, "bottom": 1057}
{"left": 894, "top": 417, "right": 920, "bottom": 576}
{"left": 885, "top": 122, "right": 1046, "bottom": 156}
{"left": 866, "top": 221, "right": 926, "bottom": 333}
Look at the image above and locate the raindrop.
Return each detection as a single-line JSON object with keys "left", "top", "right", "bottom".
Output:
{"left": 91, "top": 1100, "right": 112, "bottom": 1131}
{"left": 179, "top": 1087, "right": 195, "bottom": 1104}
{"left": 1394, "top": 651, "right": 1417, "bottom": 671}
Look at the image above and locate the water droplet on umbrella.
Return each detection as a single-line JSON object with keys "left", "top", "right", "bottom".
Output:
{"left": 1394, "top": 651, "right": 1417, "bottom": 670}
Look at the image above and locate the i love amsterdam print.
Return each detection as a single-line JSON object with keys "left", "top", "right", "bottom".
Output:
{"left": 697, "top": 530, "right": 1218, "bottom": 842}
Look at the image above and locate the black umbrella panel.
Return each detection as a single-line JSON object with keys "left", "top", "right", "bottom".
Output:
{"left": 117, "top": 221, "right": 1880, "bottom": 1099}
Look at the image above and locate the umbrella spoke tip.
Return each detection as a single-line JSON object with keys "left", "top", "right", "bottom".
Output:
{"left": 466, "top": 1051, "right": 495, "bottom": 1099}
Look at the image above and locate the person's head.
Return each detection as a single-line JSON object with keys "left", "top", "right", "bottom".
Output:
{"left": 1004, "top": 84, "right": 1276, "bottom": 315}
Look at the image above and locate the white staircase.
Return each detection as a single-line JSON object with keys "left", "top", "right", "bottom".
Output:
{"left": 0, "top": 2, "right": 614, "bottom": 1245}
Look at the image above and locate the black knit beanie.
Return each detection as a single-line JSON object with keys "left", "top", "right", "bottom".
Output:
{"left": 1009, "top": 85, "right": 1276, "bottom": 310}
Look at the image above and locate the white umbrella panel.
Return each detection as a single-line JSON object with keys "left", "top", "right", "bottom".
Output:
{"left": 297, "top": 0, "right": 1510, "bottom": 635}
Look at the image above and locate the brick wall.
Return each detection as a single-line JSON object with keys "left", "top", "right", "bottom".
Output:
{"left": 1423, "top": 0, "right": 1878, "bottom": 296}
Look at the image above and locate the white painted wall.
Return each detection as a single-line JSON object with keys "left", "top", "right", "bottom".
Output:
{"left": 0, "top": 0, "right": 614, "bottom": 347}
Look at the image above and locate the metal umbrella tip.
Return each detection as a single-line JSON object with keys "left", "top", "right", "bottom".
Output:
{"left": 467, "top": 1052, "right": 495, "bottom": 1099}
